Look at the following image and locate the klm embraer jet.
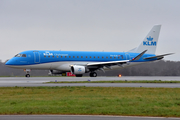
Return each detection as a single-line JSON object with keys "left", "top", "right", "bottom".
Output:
{"left": 5, "top": 25, "right": 173, "bottom": 77}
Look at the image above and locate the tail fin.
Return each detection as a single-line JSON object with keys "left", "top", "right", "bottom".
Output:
{"left": 129, "top": 25, "right": 161, "bottom": 54}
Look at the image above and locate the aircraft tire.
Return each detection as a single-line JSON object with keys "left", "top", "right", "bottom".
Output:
{"left": 90, "top": 72, "right": 97, "bottom": 77}
{"left": 76, "top": 74, "right": 83, "bottom": 77}
{"left": 25, "top": 74, "right": 30, "bottom": 77}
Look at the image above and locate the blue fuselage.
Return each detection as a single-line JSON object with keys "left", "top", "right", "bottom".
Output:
{"left": 5, "top": 50, "right": 157, "bottom": 73}
{"left": 6, "top": 50, "right": 156, "bottom": 66}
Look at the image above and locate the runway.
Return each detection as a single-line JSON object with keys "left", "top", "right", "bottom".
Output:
{"left": 0, "top": 76, "right": 180, "bottom": 87}
{"left": 0, "top": 115, "right": 179, "bottom": 120}
{"left": 1, "top": 76, "right": 180, "bottom": 83}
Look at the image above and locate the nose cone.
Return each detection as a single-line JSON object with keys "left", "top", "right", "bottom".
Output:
{"left": 5, "top": 60, "right": 11, "bottom": 65}
{"left": 5, "top": 59, "right": 15, "bottom": 66}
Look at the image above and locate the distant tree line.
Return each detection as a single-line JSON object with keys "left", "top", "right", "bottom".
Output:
{"left": 0, "top": 60, "right": 180, "bottom": 76}
{"left": 97, "top": 60, "right": 180, "bottom": 76}
{"left": 0, "top": 61, "right": 48, "bottom": 76}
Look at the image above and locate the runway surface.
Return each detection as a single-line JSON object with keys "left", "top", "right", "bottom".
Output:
{"left": 0, "top": 76, "right": 180, "bottom": 87}
{"left": 0, "top": 115, "right": 179, "bottom": 120}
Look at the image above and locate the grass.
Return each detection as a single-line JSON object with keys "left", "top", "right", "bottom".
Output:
{"left": 47, "top": 80, "right": 180, "bottom": 83}
{"left": 0, "top": 86, "right": 180, "bottom": 117}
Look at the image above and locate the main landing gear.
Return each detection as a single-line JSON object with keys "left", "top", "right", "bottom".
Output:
{"left": 75, "top": 72, "right": 97, "bottom": 77}
{"left": 25, "top": 69, "right": 31, "bottom": 78}
{"left": 75, "top": 74, "right": 83, "bottom": 77}
{"left": 89, "top": 72, "right": 97, "bottom": 77}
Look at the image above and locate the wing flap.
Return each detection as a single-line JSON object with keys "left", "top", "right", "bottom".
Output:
{"left": 87, "top": 60, "right": 129, "bottom": 66}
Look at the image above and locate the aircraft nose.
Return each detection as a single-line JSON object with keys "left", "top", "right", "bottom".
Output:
{"left": 5, "top": 60, "right": 10, "bottom": 65}
{"left": 5, "top": 59, "right": 14, "bottom": 65}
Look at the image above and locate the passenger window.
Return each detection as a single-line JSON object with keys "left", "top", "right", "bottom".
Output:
{"left": 48, "top": 56, "right": 50, "bottom": 58}
{"left": 86, "top": 56, "right": 87, "bottom": 58}
{"left": 98, "top": 56, "right": 99, "bottom": 58}
{"left": 102, "top": 56, "right": 104, "bottom": 58}
{"left": 118, "top": 57, "right": 120, "bottom": 59}
{"left": 61, "top": 56, "right": 63, "bottom": 58}
{"left": 44, "top": 56, "right": 46, "bottom": 57}
{"left": 94, "top": 56, "right": 95, "bottom": 58}
{"left": 106, "top": 57, "right": 108, "bottom": 59}
{"left": 73, "top": 56, "right": 75, "bottom": 58}
{"left": 69, "top": 56, "right": 71, "bottom": 58}
{"left": 110, "top": 57, "right": 112, "bottom": 59}
{"left": 77, "top": 56, "right": 79, "bottom": 58}
{"left": 81, "top": 56, "right": 83, "bottom": 58}
{"left": 114, "top": 57, "right": 116, "bottom": 59}
{"left": 57, "top": 56, "right": 58, "bottom": 58}
{"left": 65, "top": 56, "right": 67, "bottom": 58}
{"left": 53, "top": 56, "right": 54, "bottom": 58}
{"left": 90, "top": 56, "right": 91, "bottom": 58}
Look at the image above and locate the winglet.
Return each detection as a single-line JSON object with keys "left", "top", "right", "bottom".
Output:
{"left": 131, "top": 50, "right": 147, "bottom": 61}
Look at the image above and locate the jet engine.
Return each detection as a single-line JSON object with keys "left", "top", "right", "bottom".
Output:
{"left": 70, "top": 65, "right": 87, "bottom": 74}
{"left": 49, "top": 70, "right": 63, "bottom": 75}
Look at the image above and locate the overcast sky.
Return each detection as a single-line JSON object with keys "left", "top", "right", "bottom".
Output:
{"left": 0, "top": 0, "right": 179, "bottom": 62}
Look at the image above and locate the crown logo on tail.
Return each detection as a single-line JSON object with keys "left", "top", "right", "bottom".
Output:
{"left": 147, "top": 36, "right": 153, "bottom": 41}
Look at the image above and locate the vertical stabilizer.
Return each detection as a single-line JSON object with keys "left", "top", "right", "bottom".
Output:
{"left": 133, "top": 25, "right": 161, "bottom": 54}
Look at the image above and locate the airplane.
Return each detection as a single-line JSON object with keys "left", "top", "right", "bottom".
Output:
{"left": 5, "top": 25, "right": 173, "bottom": 77}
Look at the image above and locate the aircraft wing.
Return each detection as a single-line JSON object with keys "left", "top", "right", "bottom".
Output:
{"left": 143, "top": 53, "right": 174, "bottom": 60}
{"left": 87, "top": 60, "right": 129, "bottom": 66}
{"left": 86, "top": 50, "right": 147, "bottom": 70}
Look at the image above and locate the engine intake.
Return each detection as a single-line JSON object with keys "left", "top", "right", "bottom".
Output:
{"left": 71, "top": 65, "right": 87, "bottom": 74}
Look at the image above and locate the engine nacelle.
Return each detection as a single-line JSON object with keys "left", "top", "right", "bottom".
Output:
{"left": 71, "top": 65, "right": 87, "bottom": 75}
{"left": 49, "top": 70, "right": 63, "bottom": 75}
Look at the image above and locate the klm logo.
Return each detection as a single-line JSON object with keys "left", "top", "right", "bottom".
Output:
{"left": 78, "top": 68, "right": 82, "bottom": 72}
{"left": 143, "top": 36, "right": 156, "bottom": 46}
{"left": 43, "top": 51, "right": 53, "bottom": 56}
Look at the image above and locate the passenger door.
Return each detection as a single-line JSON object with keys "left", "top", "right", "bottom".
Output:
{"left": 125, "top": 53, "right": 130, "bottom": 60}
{"left": 33, "top": 51, "right": 40, "bottom": 63}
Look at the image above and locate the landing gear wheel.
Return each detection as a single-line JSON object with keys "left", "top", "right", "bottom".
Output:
{"left": 76, "top": 74, "right": 83, "bottom": 77}
{"left": 25, "top": 74, "right": 30, "bottom": 78}
{"left": 90, "top": 72, "right": 97, "bottom": 77}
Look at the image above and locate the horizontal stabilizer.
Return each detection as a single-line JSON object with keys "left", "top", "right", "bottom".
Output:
{"left": 143, "top": 53, "right": 174, "bottom": 60}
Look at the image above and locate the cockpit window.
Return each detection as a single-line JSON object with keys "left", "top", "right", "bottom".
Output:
{"left": 14, "top": 54, "right": 26, "bottom": 57}
{"left": 22, "top": 54, "right": 27, "bottom": 57}
{"left": 15, "top": 54, "right": 22, "bottom": 57}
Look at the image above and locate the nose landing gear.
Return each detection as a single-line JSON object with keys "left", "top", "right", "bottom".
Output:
{"left": 89, "top": 72, "right": 97, "bottom": 77}
{"left": 24, "top": 69, "right": 31, "bottom": 78}
{"left": 25, "top": 74, "right": 30, "bottom": 77}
